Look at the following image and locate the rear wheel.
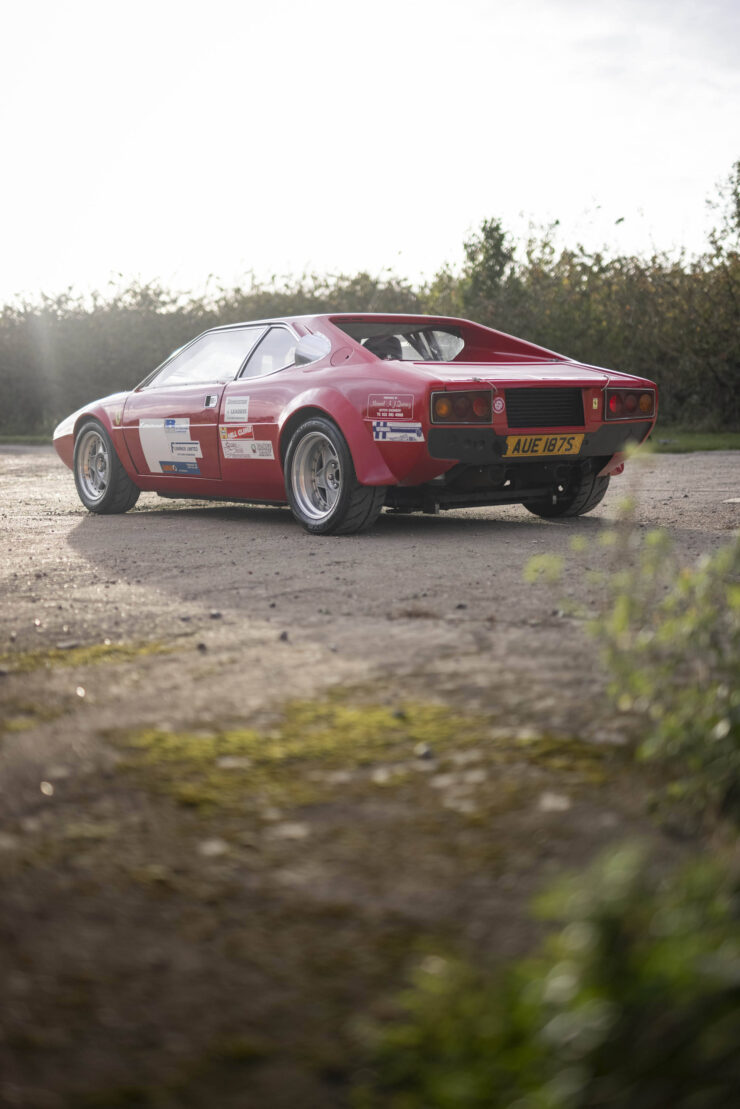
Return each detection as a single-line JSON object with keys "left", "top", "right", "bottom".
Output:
{"left": 74, "top": 421, "right": 140, "bottom": 514}
{"left": 523, "top": 467, "right": 609, "bottom": 518}
{"left": 285, "top": 417, "right": 385, "bottom": 535}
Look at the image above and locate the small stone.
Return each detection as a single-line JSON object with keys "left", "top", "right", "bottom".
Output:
{"left": 414, "top": 742, "right": 434, "bottom": 760}
{"left": 209, "top": 610, "right": 222, "bottom": 620}
{"left": 443, "top": 796, "right": 477, "bottom": 814}
{"left": 260, "top": 806, "right": 283, "bottom": 821}
{"left": 269, "top": 601, "right": 276, "bottom": 608}
{"left": 279, "top": 630, "right": 289, "bottom": 642}
{"left": 40, "top": 781, "right": 54, "bottom": 797}
{"left": 430, "top": 773, "right": 456, "bottom": 790}
{"left": 197, "top": 642, "right": 207, "bottom": 652}
{"left": 538, "top": 791, "right": 571, "bottom": 813}
{"left": 46, "top": 765, "right": 71, "bottom": 781}
{"left": 372, "top": 767, "right": 392, "bottom": 785}
{"left": 270, "top": 821, "right": 310, "bottom": 840}
{"left": 455, "top": 602, "right": 468, "bottom": 610}
{"left": 55, "top": 640, "right": 80, "bottom": 651}
{"left": 450, "top": 748, "right": 483, "bottom": 766}
{"left": 324, "top": 769, "right": 353, "bottom": 785}
{"left": 197, "top": 837, "right": 229, "bottom": 858}
{"left": 216, "top": 756, "right": 252, "bottom": 770}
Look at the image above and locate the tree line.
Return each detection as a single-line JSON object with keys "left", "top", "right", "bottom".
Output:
{"left": 1, "top": 162, "right": 738, "bottom": 435}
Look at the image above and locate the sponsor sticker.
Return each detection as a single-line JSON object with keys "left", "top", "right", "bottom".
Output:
{"left": 493, "top": 396, "right": 505, "bottom": 415}
{"left": 220, "top": 434, "right": 275, "bottom": 460}
{"left": 367, "top": 393, "right": 414, "bottom": 420}
{"left": 160, "top": 460, "right": 201, "bottom": 474}
{"left": 139, "top": 418, "right": 201, "bottom": 474}
{"left": 219, "top": 424, "right": 254, "bottom": 441}
{"left": 163, "top": 418, "right": 191, "bottom": 437}
{"left": 169, "top": 440, "right": 202, "bottom": 458}
{"left": 224, "top": 397, "right": 250, "bottom": 423}
{"left": 372, "top": 420, "right": 424, "bottom": 443}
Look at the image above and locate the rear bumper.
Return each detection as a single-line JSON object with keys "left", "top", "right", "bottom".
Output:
{"left": 427, "top": 421, "right": 652, "bottom": 463}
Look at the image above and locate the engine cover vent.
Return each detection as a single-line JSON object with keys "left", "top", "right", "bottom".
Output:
{"left": 505, "top": 387, "right": 585, "bottom": 428}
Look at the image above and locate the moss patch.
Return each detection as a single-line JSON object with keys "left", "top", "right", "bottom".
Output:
{"left": 0, "top": 640, "right": 173, "bottom": 674}
{"left": 0, "top": 699, "right": 65, "bottom": 736}
{"left": 110, "top": 696, "right": 610, "bottom": 818}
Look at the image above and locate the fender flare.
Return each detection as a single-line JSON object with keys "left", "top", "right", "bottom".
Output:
{"left": 76, "top": 395, "right": 138, "bottom": 480}
{"left": 278, "top": 387, "right": 397, "bottom": 486}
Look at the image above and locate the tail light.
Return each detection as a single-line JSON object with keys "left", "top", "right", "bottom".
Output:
{"left": 431, "top": 389, "right": 493, "bottom": 424}
{"left": 605, "top": 387, "right": 655, "bottom": 420}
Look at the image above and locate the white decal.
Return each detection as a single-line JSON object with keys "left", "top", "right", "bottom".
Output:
{"left": 367, "top": 393, "right": 414, "bottom": 420}
{"left": 220, "top": 432, "right": 274, "bottom": 460}
{"left": 224, "top": 397, "right": 250, "bottom": 423}
{"left": 138, "top": 418, "right": 202, "bottom": 474}
{"left": 245, "top": 440, "right": 274, "bottom": 459}
{"left": 169, "top": 440, "right": 203, "bottom": 458}
{"left": 493, "top": 396, "right": 505, "bottom": 415}
{"left": 372, "top": 420, "right": 424, "bottom": 443}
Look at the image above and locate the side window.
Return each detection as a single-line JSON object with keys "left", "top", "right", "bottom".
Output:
{"left": 149, "top": 328, "right": 266, "bottom": 387}
{"left": 240, "top": 327, "right": 296, "bottom": 378}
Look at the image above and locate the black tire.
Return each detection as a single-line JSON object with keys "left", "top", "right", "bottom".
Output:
{"left": 523, "top": 467, "right": 610, "bottom": 518}
{"left": 73, "top": 420, "right": 140, "bottom": 514}
{"left": 285, "top": 417, "right": 386, "bottom": 535}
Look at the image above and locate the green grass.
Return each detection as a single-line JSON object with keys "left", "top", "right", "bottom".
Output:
{"left": 650, "top": 429, "right": 740, "bottom": 452}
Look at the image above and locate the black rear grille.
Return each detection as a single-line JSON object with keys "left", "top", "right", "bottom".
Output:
{"left": 505, "top": 387, "right": 584, "bottom": 428}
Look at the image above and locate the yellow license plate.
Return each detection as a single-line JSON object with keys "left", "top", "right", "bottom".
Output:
{"left": 503, "top": 433, "right": 584, "bottom": 458}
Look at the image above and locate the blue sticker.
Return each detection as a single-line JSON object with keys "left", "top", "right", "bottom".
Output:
{"left": 159, "top": 460, "right": 201, "bottom": 475}
{"left": 372, "top": 420, "right": 424, "bottom": 443}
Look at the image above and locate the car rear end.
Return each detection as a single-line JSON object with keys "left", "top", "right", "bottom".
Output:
{"left": 387, "top": 368, "right": 657, "bottom": 515}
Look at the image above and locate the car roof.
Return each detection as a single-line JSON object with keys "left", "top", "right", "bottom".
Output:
{"left": 207, "top": 312, "right": 475, "bottom": 331}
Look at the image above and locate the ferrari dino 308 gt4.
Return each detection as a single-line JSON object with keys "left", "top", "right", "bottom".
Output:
{"left": 53, "top": 313, "right": 658, "bottom": 534}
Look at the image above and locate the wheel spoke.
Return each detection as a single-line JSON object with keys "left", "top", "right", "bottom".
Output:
{"left": 291, "top": 431, "right": 343, "bottom": 521}
{"left": 76, "top": 430, "right": 110, "bottom": 503}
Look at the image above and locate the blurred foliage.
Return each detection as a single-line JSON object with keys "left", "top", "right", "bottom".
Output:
{"left": 428, "top": 161, "right": 740, "bottom": 431}
{"left": 593, "top": 529, "right": 740, "bottom": 826}
{"left": 1, "top": 161, "right": 738, "bottom": 434}
{"left": 358, "top": 845, "right": 740, "bottom": 1108}
{"left": 0, "top": 272, "right": 423, "bottom": 435}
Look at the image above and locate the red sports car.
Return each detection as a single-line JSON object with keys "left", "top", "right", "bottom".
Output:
{"left": 53, "top": 313, "right": 657, "bottom": 534}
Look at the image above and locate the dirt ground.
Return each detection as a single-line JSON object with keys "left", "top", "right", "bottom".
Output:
{"left": 0, "top": 445, "right": 738, "bottom": 1108}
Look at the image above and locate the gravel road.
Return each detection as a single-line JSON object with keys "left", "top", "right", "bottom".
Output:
{"left": 1, "top": 446, "right": 737, "bottom": 753}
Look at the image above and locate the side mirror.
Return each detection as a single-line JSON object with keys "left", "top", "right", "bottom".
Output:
{"left": 294, "top": 332, "right": 331, "bottom": 366}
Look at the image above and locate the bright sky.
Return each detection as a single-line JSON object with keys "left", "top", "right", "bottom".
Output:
{"left": 2, "top": 0, "right": 738, "bottom": 304}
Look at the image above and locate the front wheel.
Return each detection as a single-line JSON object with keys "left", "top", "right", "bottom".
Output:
{"left": 285, "top": 417, "right": 386, "bottom": 535}
{"left": 523, "top": 468, "right": 609, "bottom": 518}
{"left": 73, "top": 421, "right": 140, "bottom": 514}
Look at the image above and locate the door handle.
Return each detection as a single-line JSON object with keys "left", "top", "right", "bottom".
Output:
{"left": 204, "top": 394, "right": 218, "bottom": 408}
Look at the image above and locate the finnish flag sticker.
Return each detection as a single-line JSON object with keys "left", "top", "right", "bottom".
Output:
{"left": 372, "top": 420, "right": 424, "bottom": 443}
